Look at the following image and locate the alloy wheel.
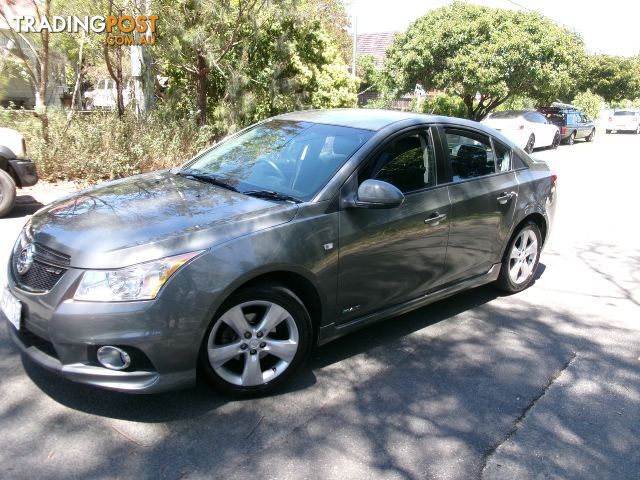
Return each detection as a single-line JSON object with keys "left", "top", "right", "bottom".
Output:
{"left": 568, "top": 132, "right": 575, "bottom": 145}
{"left": 508, "top": 228, "right": 538, "bottom": 285}
{"left": 206, "top": 300, "right": 300, "bottom": 387}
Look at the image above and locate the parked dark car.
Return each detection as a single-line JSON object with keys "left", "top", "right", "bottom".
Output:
{"left": 2, "top": 110, "right": 557, "bottom": 396}
{"left": 0, "top": 128, "right": 38, "bottom": 217}
{"left": 538, "top": 104, "right": 596, "bottom": 145}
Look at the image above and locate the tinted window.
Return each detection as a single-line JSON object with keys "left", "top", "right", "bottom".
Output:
{"left": 187, "top": 120, "right": 373, "bottom": 201}
{"left": 445, "top": 131, "right": 496, "bottom": 181}
{"left": 370, "top": 130, "right": 436, "bottom": 193}
{"left": 493, "top": 140, "right": 512, "bottom": 172}
{"left": 614, "top": 111, "right": 637, "bottom": 116}
{"left": 525, "top": 112, "right": 547, "bottom": 124}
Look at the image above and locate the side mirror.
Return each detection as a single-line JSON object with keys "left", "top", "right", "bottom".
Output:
{"left": 353, "top": 179, "right": 405, "bottom": 209}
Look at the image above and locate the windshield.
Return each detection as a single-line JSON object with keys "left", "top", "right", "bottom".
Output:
{"left": 184, "top": 120, "right": 373, "bottom": 201}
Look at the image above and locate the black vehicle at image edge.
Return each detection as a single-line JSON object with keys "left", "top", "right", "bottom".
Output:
{"left": 1, "top": 109, "right": 557, "bottom": 396}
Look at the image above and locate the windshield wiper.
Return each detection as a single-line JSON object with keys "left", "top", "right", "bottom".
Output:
{"left": 242, "top": 190, "right": 302, "bottom": 204}
{"left": 177, "top": 170, "right": 239, "bottom": 192}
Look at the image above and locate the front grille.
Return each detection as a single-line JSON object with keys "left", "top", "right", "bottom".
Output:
{"left": 12, "top": 243, "right": 70, "bottom": 293}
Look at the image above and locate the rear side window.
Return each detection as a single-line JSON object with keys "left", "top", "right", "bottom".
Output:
{"left": 525, "top": 112, "right": 547, "bottom": 124}
{"left": 445, "top": 130, "right": 496, "bottom": 181}
{"left": 614, "top": 111, "right": 636, "bottom": 116}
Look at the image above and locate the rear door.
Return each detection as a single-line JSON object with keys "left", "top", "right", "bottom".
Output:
{"left": 336, "top": 127, "right": 450, "bottom": 322}
{"left": 437, "top": 127, "right": 519, "bottom": 284}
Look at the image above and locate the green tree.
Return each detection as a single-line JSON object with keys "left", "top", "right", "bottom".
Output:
{"left": 383, "top": 1, "right": 586, "bottom": 120}
{"left": 157, "top": 0, "right": 356, "bottom": 133}
{"left": 581, "top": 54, "right": 640, "bottom": 103}
{"left": 572, "top": 89, "right": 604, "bottom": 120}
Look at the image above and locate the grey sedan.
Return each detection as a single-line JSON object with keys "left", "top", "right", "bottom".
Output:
{"left": 1, "top": 109, "right": 557, "bottom": 396}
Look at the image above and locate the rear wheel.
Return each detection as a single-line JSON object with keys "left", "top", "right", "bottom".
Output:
{"left": 585, "top": 129, "right": 595, "bottom": 142}
{"left": 198, "top": 284, "right": 312, "bottom": 396}
{"left": 0, "top": 169, "right": 16, "bottom": 217}
{"left": 551, "top": 131, "right": 560, "bottom": 149}
{"left": 496, "top": 221, "right": 542, "bottom": 293}
{"left": 566, "top": 131, "right": 576, "bottom": 145}
{"left": 524, "top": 134, "right": 535, "bottom": 153}
{"left": 636, "top": 125, "right": 640, "bottom": 135}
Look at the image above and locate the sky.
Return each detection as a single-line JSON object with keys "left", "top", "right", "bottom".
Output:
{"left": 345, "top": 0, "right": 640, "bottom": 57}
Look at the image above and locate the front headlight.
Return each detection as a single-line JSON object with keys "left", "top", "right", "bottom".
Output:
{"left": 73, "top": 251, "right": 202, "bottom": 302}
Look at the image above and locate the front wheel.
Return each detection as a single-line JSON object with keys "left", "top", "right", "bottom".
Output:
{"left": 0, "top": 169, "right": 17, "bottom": 217}
{"left": 585, "top": 129, "right": 595, "bottom": 142}
{"left": 496, "top": 221, "right": 542, "bottom": 293}
{"left": 198, "top": 284, "right": 312, "bottom": 396}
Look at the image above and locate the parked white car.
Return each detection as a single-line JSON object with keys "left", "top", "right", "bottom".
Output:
{"left": 482, "top": 110, "right": 561, "bottom": 153}
{"left": 0, "top": 128, "right": 38, "bottom": 217}
{"left": 606, "top": 110, "right": 640, "bottom": 134}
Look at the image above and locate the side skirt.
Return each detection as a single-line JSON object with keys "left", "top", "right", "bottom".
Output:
{"left": 317, "top": 263, "right": 501, "bottom": 346}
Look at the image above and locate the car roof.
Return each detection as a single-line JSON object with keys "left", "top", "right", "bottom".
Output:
{"left": 274, "top": 108, "right": 490, "bottom": 132}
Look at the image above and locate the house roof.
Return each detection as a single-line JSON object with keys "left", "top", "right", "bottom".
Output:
{"left": 356, "top": 32, "right": 396, "bottom": 68}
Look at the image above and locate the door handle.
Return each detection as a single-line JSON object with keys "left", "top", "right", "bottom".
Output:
{"left": 497, "top": 192, "right": 515, "bottom": 205}
{"left": 424, "top": 212, "right": 447, "bottom": 226}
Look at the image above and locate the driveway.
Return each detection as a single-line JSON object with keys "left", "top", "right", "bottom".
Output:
{"left": 1, "top": 133, "right": 638, "bottom": 479}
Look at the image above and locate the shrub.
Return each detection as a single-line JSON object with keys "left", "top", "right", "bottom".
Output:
{"left": 0, "top": 107, "right": 213, "bottom": 183}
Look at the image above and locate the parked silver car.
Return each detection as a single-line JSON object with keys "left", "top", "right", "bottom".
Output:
{"left": 2, "top": 109, "right": 557, "bottom": 396}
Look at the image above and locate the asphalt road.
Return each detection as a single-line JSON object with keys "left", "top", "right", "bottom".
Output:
{"left": 1, "top": 132, "right": 638, "bottom": 480}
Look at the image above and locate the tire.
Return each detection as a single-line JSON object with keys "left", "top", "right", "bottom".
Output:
{"left": 636, "top": 125, "right": 640, "bottom": 135}
{"left": 551, "top": 131, "right": 560, "bottom": 149}
{"left": 198, "top": 284, "right": 313, "bottom": 396}
{"left": 525, "top": 134, "right": 535, "bottom": 153}
{"left": 495, "top": 221, "right": 542, "bottom": 294}
{"left": 585, "top": 129, "right": 595, "bottom": 142}
{"left": 0, "top": 169, "right": 16, "bottom": 217}
{"left": 565, "top": 131, "right": 575, "bottom": 145}
{"left": 606, "top": 129, "right": 612, "bottom": 134}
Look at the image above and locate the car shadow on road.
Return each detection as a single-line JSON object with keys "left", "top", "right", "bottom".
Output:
{"left": 6, "top": 195, "right": 44, "bottom": 218}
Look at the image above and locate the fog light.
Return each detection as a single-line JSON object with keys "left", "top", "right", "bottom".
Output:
{"left": 97, "top": 346, "right": 131, "bottom": 370}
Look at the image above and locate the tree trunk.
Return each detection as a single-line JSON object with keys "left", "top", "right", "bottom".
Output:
{"left": 196, "top": 50, "right": 208, "bottom": 126}
{"left": 38, "top": 1, "right": 51, "bottom": 146}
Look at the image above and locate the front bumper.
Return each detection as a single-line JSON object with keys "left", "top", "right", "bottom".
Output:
{"left": 8, "top": 159, "right": 38, "bottom": 188}
{"left": 4, "top": 263, "right": 212, "bottom": 393}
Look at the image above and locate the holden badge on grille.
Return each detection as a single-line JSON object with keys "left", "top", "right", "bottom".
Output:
{"left": 16, "top": 243, "right": 36, "bottom": 275}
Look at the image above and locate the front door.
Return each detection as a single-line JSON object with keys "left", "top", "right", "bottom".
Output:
{"left": 336, "top": 127, "right": 450, "bottom": 323}
{"left": 438, "top": 128, "right": 519, "bottom": 285}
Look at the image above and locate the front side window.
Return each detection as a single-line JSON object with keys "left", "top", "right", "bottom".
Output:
{"left": 445, "top": 130, "right": 496, "bottom": 181}
{"left": 368, "top": 130, "right": 437, "bottom": 193}
{"left": 186, "top": 120, "right": 373, "bottom": 201}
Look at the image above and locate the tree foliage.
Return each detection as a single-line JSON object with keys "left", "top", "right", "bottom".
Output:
{"left": 572, "top": 89, "right": 604, "bottom": 120}
{"left": 156, "top": 0, "right": 356, "bottom": 133}
{"left": 383, "top": 1, "right": 586, "bottom": 120}
{"left": 581, "top": 54, "right": 640, "bottom": 103}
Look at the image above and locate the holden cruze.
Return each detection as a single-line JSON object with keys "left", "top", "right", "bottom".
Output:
{"left": 1, "top": 109, "right": 556, "bottom": 395}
